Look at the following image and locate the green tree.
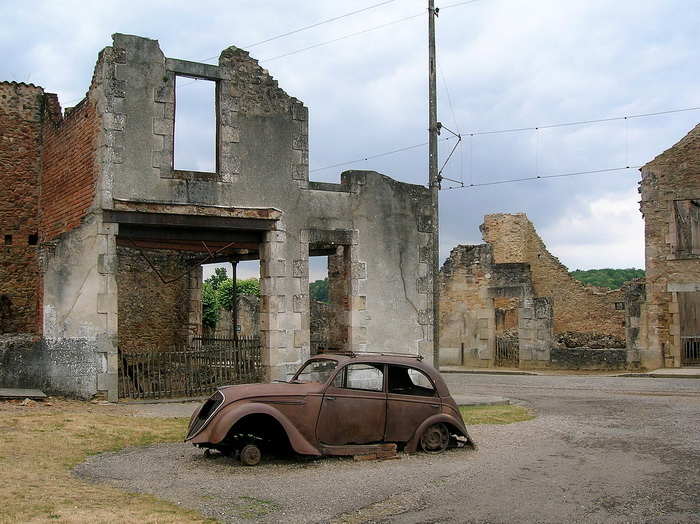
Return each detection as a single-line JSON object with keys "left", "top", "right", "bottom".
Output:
{"left": 310, "top": 278, "right": 329, "bottom": 303}
{"left": 569, "top": 268, "right": 644, "bottom": 289}
{"left": 217, "top": 278, "right": 261, "bottom": 310}
{"left": 205, "top": 266, "right": 229, "bottom": 291}
{"left": 201, "top": 281, "right": 219, "bottom": 330}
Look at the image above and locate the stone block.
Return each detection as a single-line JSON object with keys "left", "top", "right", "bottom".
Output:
{"left": 153, "top": 118, "right": 173, "bottom": 136}
{"left": 292, "top": 259, "right": 308, "bottom": 277}
{"left": 351, "top": 296, "right": 367, "bottom": 311}
{"left": 221, "top": 126, "right": 240, "bottom": 143}
{"left": 97, "top": 293, "right": 116, "bottom": 314}
{"left": 293, "top": 294, "right": 307, "bottom": 313}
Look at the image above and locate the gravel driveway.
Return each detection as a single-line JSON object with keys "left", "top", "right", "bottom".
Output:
{"left": 75, "top": 375, "right": 700, "bottom": 523}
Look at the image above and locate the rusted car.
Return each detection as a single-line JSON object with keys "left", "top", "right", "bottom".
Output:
{"left": 185, "top": 352, "right": 473, "bottom": 465}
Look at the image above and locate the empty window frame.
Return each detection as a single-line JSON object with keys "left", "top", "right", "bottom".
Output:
{"left": 174, "top": 76, "right": 217, "bottom": 172}
{"left": 674, "top": 199, "right": 700, "bottom": 257}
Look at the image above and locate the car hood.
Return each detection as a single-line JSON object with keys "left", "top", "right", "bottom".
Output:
{"left": 218, "top": 381, "right": 324, "bottom": 403}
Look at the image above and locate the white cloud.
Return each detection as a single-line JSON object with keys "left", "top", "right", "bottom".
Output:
{"left": 540, "top": 188, "right": 644, "bottom": 270}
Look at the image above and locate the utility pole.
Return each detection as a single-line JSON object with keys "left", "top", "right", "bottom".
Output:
{"left": 428, "top": 0, "right": 440, "bottom": 369}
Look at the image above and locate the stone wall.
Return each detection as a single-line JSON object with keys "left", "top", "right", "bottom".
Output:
{"left": 550, "top": 347, "right": 627, "bottom": 370}
{"left": 116, "top": 245, "right": 199, "bottom": 353}
{"left": 482, "top": 213, "right": 625, "bottom": 339}
{"left": 639, "top": 123, "right": 700, "bottom": 368}
{"left": 0, "top": 82, "right": 43, "bottom": 334}
{"left": 2, "top": 33, "right": 434, "bottom": 399}
{"left": 207, "top": 295, "right": 260, "bottom": 338}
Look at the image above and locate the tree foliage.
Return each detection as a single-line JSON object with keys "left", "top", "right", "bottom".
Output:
{"left": 569, "top": 268, "right": 644, "bottom": 289}
{"left": 201, "top": 281, "right": 219, "bottom": 330}
{"left": 202, "top": 271, "right": 261, "bottom": 327}
{"left": 310, "top": 278, "right": 329, "bottom": 303}
{"left": 213, "top": 278, "right": 261, "bottom": 311}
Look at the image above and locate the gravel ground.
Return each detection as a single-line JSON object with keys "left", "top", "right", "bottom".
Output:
{"left": 75, "top": 375, "right": 700, "bottom": 523}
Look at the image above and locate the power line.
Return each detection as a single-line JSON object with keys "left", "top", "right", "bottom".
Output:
{"left": 195, "top": 0, "right": 397, "bottom": 63}
{"left": 261, "top": 12, "right": 426, "bottom": 63}
{"left": 465, "top": 106, "right": 700, "bottom": 137}
{"left": 442, "top": 166, "right": 642, "bottom": 190}
{"left": 310, "top": 136, "right": 457, "bottom": 174}
{"left": 310, "top": 104, "right": 700, "bottom": 173}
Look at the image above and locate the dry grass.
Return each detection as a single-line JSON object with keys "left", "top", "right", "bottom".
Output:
{"left": 459, "top": 404, "right": 535, "bottom": 425}
{"left": 0, "top": 398, "right": 213, "bottom": 523}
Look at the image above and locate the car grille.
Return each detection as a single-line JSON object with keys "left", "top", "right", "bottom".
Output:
{"left": 186, "top": 391, "right": 224, "bottom": 440}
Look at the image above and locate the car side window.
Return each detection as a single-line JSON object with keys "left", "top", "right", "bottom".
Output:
{"left": 388, "top": 365, "right": 436, "bottom": 397}
{"left": 331, "top": 367, "right": 345, "bottom": 388}
{"left": 344, "top": 363, "right": 384, "bottom": 392}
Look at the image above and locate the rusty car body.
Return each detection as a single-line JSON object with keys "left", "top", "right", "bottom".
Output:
{"left": 185, "top": 352, "right": 473, "bottom": 465}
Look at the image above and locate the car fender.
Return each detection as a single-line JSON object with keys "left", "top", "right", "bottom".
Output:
{"left": 405, "top": 413, "right": 475, "bottom": 453}
{"left": 204, "top": 401, "right": 322, "bottom": 456}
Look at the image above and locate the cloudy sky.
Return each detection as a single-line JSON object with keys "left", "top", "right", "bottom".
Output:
{"left": 3, "top": 0, "right": 699, "bottom": 280}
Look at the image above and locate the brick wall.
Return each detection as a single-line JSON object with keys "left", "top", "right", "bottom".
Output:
{"left": 482, "top": 214, "right": 625, "bottom": 339}
{"left": 116, "top": 245, "right": 198, "bottom": 354}
{"left": 40, "top": 97, "right": 99, "bottom": 241}
{"left": 0, "top": 82, "right": 44, "bottom": 333}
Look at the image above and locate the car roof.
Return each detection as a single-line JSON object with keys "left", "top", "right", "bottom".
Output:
{"left": 309, "top": 352, "right": 441, "bottom": 377}
{"left": 307, "top": 353, "right": 450, "bottom": 396}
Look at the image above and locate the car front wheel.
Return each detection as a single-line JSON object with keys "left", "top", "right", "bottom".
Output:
{"left": 420, "top": 423, "right": 449, "bottom": 454}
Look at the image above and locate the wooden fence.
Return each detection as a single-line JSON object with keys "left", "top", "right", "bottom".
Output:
{"left": 118, "top": 336, "right": 262, "bottom": 399}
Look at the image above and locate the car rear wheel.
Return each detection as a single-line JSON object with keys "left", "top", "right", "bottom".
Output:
{"left": 420, "top": 423, "right": 449, "bottom": 453}
{"left": 240, "top": 443, "right": 262, "bottom": 466}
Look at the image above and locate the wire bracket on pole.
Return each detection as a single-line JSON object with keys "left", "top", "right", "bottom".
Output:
{"left": 437, "top": 122, "right": 463, "bottom": 188}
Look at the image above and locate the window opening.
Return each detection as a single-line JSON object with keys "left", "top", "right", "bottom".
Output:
{"left": 202, "top": 260, "right": 261, "bottom": 339}
{"left": 309, "top": 255, "right": 330, "bottom": 354}
{"left": 345, "top": 363, "right": 384, "bottom": 391}
{"left": 4, "top": 234, "right": 12, "bottom": 245}
{"left": 674, "top": 199, "right": 700, "bottom": 257}
{"left": 388, "top": 365, "right": 436, "bottom": 397}
{"left": 27, "top": 233, "right": 38, "bottom": 245}
{"left": 174, "top": 76, "right": 217, "bottom": 172}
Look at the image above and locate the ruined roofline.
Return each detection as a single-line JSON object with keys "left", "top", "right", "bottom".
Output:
{"left": 0, "top": 80, "right": 43, "bottom": 90}
{"left": 642, "top": 122, "right": 700, "bottom": 170}
{"left": 481, "top": 213, "right": 632, "bottom": 295}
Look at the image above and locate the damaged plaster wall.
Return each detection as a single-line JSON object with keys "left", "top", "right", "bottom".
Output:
{"left": 1, "top": 33, "right": 433, "bottom": 397}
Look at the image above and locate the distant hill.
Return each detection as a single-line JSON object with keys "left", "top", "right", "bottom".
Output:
{"left": 569, "top": 268, "right": 644, "bottom": 289}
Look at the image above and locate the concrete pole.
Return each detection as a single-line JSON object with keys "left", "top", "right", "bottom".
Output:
{"left": 428, "top": 0, "right": 440, "bottom": 369}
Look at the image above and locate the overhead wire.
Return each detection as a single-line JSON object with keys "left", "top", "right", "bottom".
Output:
{"left": 442, "top": 166, "right": 642, "bottom": 189}
{"left": 260, "top": 12, "right": 426, "bottom": 62}
{"left": 195, "top": 0, "right": 398, "bottom": 63}
{"left": 310, "top": 105, "right": 700, "bottom": 174}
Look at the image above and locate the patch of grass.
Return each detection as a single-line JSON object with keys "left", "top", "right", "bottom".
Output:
{"left": 233, "top": 496, "right": 280, "bottom": 519}
{"left": 0, "top": 399, "right": 214, "bottom": 523}
{"left": 459, "top": 404, "right": 535, "bottom": 425}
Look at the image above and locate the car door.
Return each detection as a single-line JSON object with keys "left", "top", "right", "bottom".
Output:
{"left": 315, "top": 362, "right": 386, "bottom": 445}
{"left": 385, "top": 365, "right": 441, "bottom": 442}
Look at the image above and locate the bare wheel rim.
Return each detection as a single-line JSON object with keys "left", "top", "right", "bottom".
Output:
{"left": 420, "top": 423, "right": 449, "bottom": 453}
{"left": 240, "top": 444, "right": 261, "bottom": 466}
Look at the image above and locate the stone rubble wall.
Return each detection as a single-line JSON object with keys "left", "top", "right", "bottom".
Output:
{"left": 639, "top": 123, "right": 700, "bottom": 368}
{"left": 482, "top": 213, "right": 626, "bottom": 339}
{"left": 0, "top": 82, "right": 44, "bottom": 334}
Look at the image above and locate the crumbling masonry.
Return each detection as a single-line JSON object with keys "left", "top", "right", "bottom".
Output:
{"left": 0, "top": 34, "right": 434, "bottom": 400}
{"left": 636, "top": 123, "right": 700, "bottom": 369}
{"left": 439, "top": 214, "right": 627, "bottom": 369}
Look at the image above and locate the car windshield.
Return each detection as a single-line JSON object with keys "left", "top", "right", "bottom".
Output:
{"left": 293, "top": 359, "right": 338, "bottom": 384}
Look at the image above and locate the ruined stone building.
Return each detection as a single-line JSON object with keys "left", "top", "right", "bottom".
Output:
{"left": 636, "top": 123, "right": 700, "bottom": 369}
{"left": 439, "top": 213, "right": 627, "bottom": 369}
{"left": 0, "top": 33, "right": 434, "bottom": 400}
